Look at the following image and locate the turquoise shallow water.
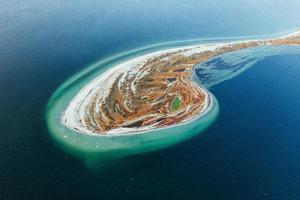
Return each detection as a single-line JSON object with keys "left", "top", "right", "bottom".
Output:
{"left": 2, "top": 1, "right": 300, "bottom": 199}
{"left": 46, "top": 43, "right": 300, "bottom": 169}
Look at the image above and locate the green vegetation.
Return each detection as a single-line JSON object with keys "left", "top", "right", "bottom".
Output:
{"left": 170, "top": 96, "right": 181, "bottom": 112}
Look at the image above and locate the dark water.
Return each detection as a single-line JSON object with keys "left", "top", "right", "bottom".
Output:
{"left": 1, "top": 1, "right": 300, "bottom": 199}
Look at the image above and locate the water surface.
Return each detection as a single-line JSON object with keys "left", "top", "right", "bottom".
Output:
{"left": 1, "top": 1, "right": 300, "bottom": 199}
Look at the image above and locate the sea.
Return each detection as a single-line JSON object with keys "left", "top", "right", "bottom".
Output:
{"left": 1, "top": 1, "right": 300, "bottom": 199}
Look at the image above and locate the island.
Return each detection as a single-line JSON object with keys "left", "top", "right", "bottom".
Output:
{"left": 62, "top": 30, "right": 300, "bottom": 135}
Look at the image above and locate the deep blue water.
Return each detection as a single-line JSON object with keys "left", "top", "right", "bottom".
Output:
{"left": 1, "top": 1, "right": 300, "bottom": 199}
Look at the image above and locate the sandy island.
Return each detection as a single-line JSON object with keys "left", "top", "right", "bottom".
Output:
{"left": 62, "top": 30, "right": 300, "bottom": 135}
